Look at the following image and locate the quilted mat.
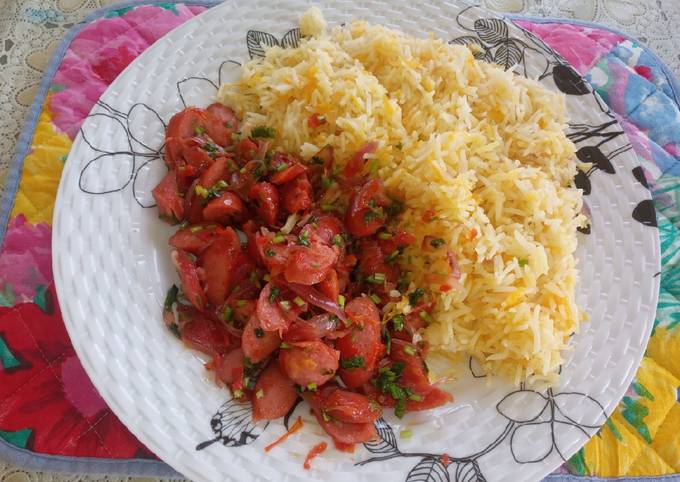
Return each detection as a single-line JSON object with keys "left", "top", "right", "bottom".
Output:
{"left": 0, "top": 1, "right": 678, "bottom": 479}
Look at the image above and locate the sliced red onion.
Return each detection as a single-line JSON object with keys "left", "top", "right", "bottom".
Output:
{"left": 279, "top": 279, "right": 347, "bottom": 323}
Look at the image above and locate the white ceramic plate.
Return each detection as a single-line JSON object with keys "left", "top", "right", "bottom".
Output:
{"left": 52, "top": 1, "right": 661, "bottom": 481}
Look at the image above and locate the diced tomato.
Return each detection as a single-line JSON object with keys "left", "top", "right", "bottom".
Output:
{"left": 256, "top": 282, "right": 290, "bottom": 332}
{"left": 406, "top": 387, "right": 453, "bottom": 411}
{"left": 322, "top": 389, "right": 382, "bottom": 423}
{"left": 279, "top": 341, "right": 339, "bottom": 387}
{"left": 252, "top": 362, "right": 299, "bottom": 422}
{"left": 200, "top": 227, "right": 251, "bottom": 306}
{"left": 336, "top": 297, "right": 383, "bottom": 388}
{"left": 249, "top": 182, "right": 280, "bottom": 227}
{"left": 317, "top": 269, "right": 340, "bottom": 302}
{"left": 255, "top": 231, "right": 290, "bottom": 276}
{"left": 308, "top": 113, "right": 327, "bottom": 129}
{"left": 281, "top": 175, "right": 313, "bottom": 214}
{"left": 184, "top": 179, "right": 204, "bottom": 224}
{"left": 357, "top": 239, "right": 400, "bottom": 283}
{"left": 202, "top": 191, "right": 245, "bottom": 224}
{"left": 212, "top": 348, "right": 244, "bottom": 385}
{"left": 241, "top": 314, "right": 281, "bottom": 363}
{"left": 198, "top": 156, "right": 231, "bottom": 189}
{"left": 345, "top": 179, "right": 391, "bottom": 237}
{"left": 302, "top": 215, "right": 344, "bottom": 246}
{"left": 169, "top": 223, "right": 221, "bottom": 254}
{"left": 205, "top": 103, "right": 239, "bottom": 147}
{"left": 182, "top": 140, "right": 213, "bottom": 170}
{"left": 181, "top": 318, "right": 231, "bottom": 356}
{"left": 270, "top": 156, "right": 308, "bottom": 185}
{"left": 165, "top": 108, "right": 209, "bottom": 166}
{"left": 171, "top": 249, "right": 206, "bottom": 310}
{"left": 152, "top": 170, "right": 185, "bottom": 222}
{"left": 284, "top": 243, "right": 338, "bottom": 285}
{"left": 236, "top": 138, "right": 258, "bottom": 163}
{"left": 284, "top": 314, "right": 347, "bottom": 342}
{"left": 341, "top": 142, "right": 378, "bottom": 183}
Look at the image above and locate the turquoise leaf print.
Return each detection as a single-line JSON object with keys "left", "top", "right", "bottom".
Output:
{"left": 656, "top": 287, "right": 680, "bottom": 332}
{"left": 0, "top": 284, "right": 15, "bottom": 307}
{"left": 605, "top": 418, "right": 624, "bottom": 442}
{"left": 567, "top": 447, "right": 589, "bottom": 475}
{"left": 0, "top": 428, "right": 33, "bottom": 449}
{"left": 32, "top": 284, "right": 53, "bottom": 314}
{"left": 631, "top": 382, "right": 655, "bottom": 401}
{"left": 0, "top": 335, "right": 22, "bottom": 371}
{"left": 621, "top": 396, "right": 652, "bottom": 443}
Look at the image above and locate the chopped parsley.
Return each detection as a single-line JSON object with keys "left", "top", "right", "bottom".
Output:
{"left": 251, "top": 125, "right": 277, "bottom": 138}
{"left": 268, "top": 286, "right": 281, "bottom": 302}
{"left": 408, "top": 287, "right": 425, "bottom": 306}
{"left": 163, "top": 284, "right": 179, "bottom": 312}
{"left": 311, "top": 156, "right": 325, "bottom": 165}
{"left": 265, "top": 249, "right": 275, "bottom": 257}
{"left": 340, "top": 356, "right": 366, "bottom": 369}
{"left": 254, "top": 327, "right": 265, "bottom": 338}
{"left": 386, "top": 199, "right": 405, "bottom": 218}
{"left": 321, "top": 176, "right": 335, "bottom": 189}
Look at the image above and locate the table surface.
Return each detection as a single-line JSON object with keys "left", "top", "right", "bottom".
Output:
{"left": 1, "top": 0, "right": 680, "bottom": 481}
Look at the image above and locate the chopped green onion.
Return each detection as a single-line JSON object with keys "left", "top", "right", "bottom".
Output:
{"left": 194, "top": 125, "right": 205, "bottom": 136}
{"left": 280, "top": 342, "right": 291, "bottom": 349}
{"left": 408, "top": 393, "right": 423, "bottom": 401}
{"left": 272, "top": 234, "right": 285, "bottom": 244}
{"left": 337, "top": 294, "right": 346, "bottom": 308}
{"left": 430, "top": 238, "right": 446, "bottom": 248}
{"left": 236, "top": 299, "right": 247, "bottom": 307}
{"left": 384, "top": 250, "right": 400, "bottom": 263}
{"left": 194, "top": 185, "right": 209, "bottom": 198}
{"left": 293, "top": 296, "right": 305, "bottom": 307}
{"left": 224, "top": 121, "right": 233, "bottom": 129}
{"left": 378, "top": 232, "right": 393, "bottom": 240}
{"left": 518, "top": 258, "right": 529, "bottom": 267}
{"left": 279, "top": 300, "right": 292, "bottom": 310}
{"left": 190, "top": 225, "right": 203, "bottom": 233}
{"left": 221, "top": 305, "right": 234, "bottom": 322}
{"left": 321, "top": 203, "right": 339, "bottom": 212}
{"left": 370, "top": 294, "right": 382, "bottom": 304}
{"left": 256, "top": 389, "right": 264, "bottom": 399}
{"left": 400, "top": 429, "right": 412, "bottom": 439}
{"left": 307, "top": 383, "right": 317, "bottom": 391}
{"left": 254, "top": 327, "right": 265, "bottom": 338}
{"left": 251, "top": 125, "right": 277, "bottom": 138}
{"left": 211, "top": 180, "right": 228, "bottom": 191}
{"left": 263, "top": 274, "right": 271, "bottom": 282}
{"left": 408, "top": 287, "right": 425, "bottom": 306}
{"left": 392, "top": 314, "right": 405, "bottom": 331}
{"left": 269, "top": 286, "right": 280, "bottom": 302}
{"left": 403, "top": 345, "right": 416, "bottom": 356}
{"left": 322, "top": 410, "right": 332, "bottom": 422}
{"left": 298, "top": 231, "right": 310, "bottom": 247}
{"left": 232, "top": 389, "right": 244, "bottom": 398}
{"left": 419, "top": 310, "right": 434, "bottom": 324}
{"left": 332, "top": 234, "right": 344, "bottom": 247}
{"left": 366, "top": 273, "right": 386, "bottom": 284}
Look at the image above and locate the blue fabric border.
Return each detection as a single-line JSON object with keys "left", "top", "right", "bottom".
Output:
{"left": 0, "top": 1, "right": 678, "bottom": 479}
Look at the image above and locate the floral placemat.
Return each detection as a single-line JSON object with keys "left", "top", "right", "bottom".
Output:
{"left": 0, "top": 1, "right": 679, "bottom": 480}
